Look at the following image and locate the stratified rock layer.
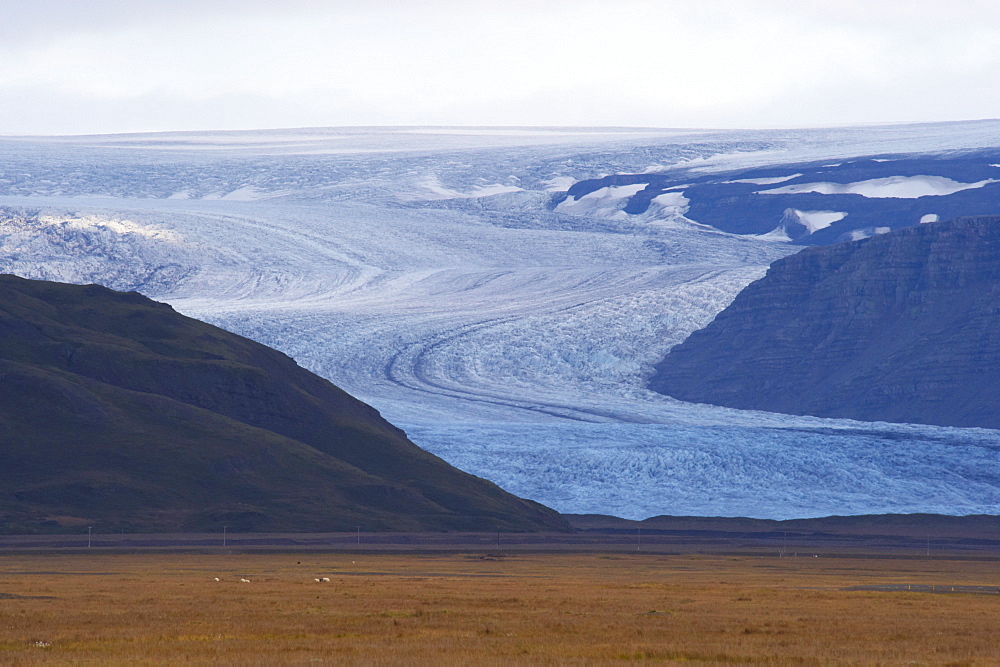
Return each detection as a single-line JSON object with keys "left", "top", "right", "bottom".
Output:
{"left": 649, "top": 216, "right": 1000, "bottom": 428}
{"left": 0, "top": 274, "right": 567, "bottom": 533}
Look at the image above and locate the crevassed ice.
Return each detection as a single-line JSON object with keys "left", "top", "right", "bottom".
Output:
{"left": 1, "top": 123, "right": 998, "bottom": 520}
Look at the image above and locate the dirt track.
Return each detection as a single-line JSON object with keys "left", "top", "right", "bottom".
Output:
{"left": 2, "top": 525, "right": 998, "bottom": 560}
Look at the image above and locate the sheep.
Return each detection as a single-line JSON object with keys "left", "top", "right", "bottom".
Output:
{"left": 213, "top": 577, "right": 220, "bottom": 582}
{"left": 239, "top": 578, "right": 251, "bottom": 583}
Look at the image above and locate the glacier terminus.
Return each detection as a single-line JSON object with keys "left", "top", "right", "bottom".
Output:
{"left": 1, "top": 123, "right": 998, "bottom": 520}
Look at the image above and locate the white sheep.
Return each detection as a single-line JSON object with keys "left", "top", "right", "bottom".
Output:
{"left": 239, "top": 578, "right": 250, "bottom": 583}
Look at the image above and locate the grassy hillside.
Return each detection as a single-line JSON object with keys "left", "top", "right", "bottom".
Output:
{"left": 0, "top": 274, "right": 567, "bottom": 533}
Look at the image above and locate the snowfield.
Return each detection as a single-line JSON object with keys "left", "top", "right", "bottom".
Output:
{"left": 1, "top": 123, "right": 998, "bottom": 519}
{"left": 760, "top": 175, "right": 999, "bottom": 198}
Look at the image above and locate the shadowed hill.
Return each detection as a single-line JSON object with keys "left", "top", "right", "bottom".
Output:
{"left": 0, "top": 274, "right": 567, "bottom": 533}
{"left": 649, "top": 215, "right": 1000, "bottom": 428}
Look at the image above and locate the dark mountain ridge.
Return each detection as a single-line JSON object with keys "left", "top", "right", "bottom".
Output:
{"left": 0, "top": 274, "right": 567, "bottom": 533}
{"left": 649, "top": 215, "right": 1000, "bottom": 428}
{"left": 556, "top": 152, "right": 1000, "bottom": 243}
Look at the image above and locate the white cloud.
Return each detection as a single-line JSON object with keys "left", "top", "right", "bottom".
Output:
{"left": 1, "top": 0, "right": 999, "bottom": 134}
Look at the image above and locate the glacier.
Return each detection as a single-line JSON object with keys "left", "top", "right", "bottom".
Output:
{"left": 1, "top": 123, "right": 998, "bottom": 519}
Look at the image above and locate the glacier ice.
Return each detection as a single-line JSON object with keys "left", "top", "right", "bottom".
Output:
{"left": 0, "top": 123, "right": 998, "bottom": 519}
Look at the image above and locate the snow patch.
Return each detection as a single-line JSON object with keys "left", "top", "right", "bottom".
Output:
{"left": 755, "top": 209, "right": 847, "bottom": 242}
{"left": 581, "top": 184, "right": 647, "bottom": 200}
{"left": 787, "top": 209, "right": 847, "bottom": 234}
{"left": 542, "top": 176, "right": 577, "bottom": 192}
{"left": 626, "top": 191, "right": 703, "bottom": 230}
{"left": 847, "top": 226, "right": 893, "bottom": 241}
{"left": 555, "top": 183, "right": 647, "bottom": 217}
{"left": 725, "top": 173, "right": 802, "bottom": 185}
{"left": 650, "top": 191, "right": 689, "bottom": 210}
{"left": 920, "top": 213, "right": 940, "bottom": 223}
{"left": 760, "top": 175, "right": 999, "bottom": 199}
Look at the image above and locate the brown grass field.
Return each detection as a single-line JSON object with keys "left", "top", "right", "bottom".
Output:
{"left": 0, "top": 550, "right": 997, "bottom": 664}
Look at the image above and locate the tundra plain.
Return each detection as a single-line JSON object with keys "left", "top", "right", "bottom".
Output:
{"left": 0, "top": 549, "right": 997, "bottom": 664}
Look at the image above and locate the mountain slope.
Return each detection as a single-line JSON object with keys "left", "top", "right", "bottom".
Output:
{"left": 0, "top": 274, "right": 567, "bottom": 533}
{"left": 648, "top": 215, "right": 1000, "bottom": 428}
{"left": 554, "top": 149, "right": 1000, "bottom": 244}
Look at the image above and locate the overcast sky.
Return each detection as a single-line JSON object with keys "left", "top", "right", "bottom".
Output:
{"left": 1, "top": 0, "right": 998, "bottom": 135}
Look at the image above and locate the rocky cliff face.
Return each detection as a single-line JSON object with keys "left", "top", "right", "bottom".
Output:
{"left": 0, "top": 274, "right": 567, "bottom": 533}
{"left": 648, "top": 215, "right": 1000, "bottom": 428}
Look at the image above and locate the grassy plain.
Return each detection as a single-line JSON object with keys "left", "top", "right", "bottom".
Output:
{"left": 0, "top": 551, "right": 997, "bottom": 664}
